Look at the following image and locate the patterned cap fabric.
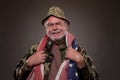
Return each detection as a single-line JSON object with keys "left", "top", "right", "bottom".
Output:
{"left": 42, "top": 6, "right": 70, "bottom": 25}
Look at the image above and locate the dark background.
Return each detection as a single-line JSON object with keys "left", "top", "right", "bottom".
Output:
{"left": 0, "top": 0, "right": 120, "bottom": 80}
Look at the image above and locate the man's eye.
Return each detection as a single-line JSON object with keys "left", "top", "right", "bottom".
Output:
{"left": 48, "top": 23, "right": 53, "bottom": 26}
{"left": 56, "top": 22, "right": 61, "bottom": 26}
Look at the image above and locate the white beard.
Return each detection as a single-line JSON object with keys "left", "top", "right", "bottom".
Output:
{"left": 47, "top": 30, "right": 68, "bottom": 41}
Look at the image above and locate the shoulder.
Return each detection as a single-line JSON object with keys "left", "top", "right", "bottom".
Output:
{"left": 29, "top": 43, "right": 39, "bottom": 55}
{"left": 24, "top": 43, "right": 39, "bottom": 59}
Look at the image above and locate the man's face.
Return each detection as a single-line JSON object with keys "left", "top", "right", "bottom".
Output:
{"left": 44, "top": 16, "right": 68, "bottom": 41}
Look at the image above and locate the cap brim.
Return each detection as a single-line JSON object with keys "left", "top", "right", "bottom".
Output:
{"left": 42, "top": 15, "right": 70, "bottom": 25}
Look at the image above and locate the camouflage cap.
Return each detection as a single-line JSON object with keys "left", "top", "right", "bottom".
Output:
{"left": 42, "top": 6, "right": 70, "bottom": 25}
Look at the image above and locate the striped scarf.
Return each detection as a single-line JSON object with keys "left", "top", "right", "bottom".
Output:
{"left": 27, "top": 32, "right": 80, "bottom": 80}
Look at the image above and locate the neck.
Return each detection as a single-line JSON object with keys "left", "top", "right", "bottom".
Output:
{"left": 53, "top": 36, "right": 67, "bottom": 50}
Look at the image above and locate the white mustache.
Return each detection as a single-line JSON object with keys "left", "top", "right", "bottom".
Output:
{"left": 51, "top": 30, "right": 61, "bottom": 34}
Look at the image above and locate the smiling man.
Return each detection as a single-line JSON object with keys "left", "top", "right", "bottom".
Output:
{"left": 14, "top": 6, "right": 99, "bottom": 80}
{"left": 44, "top": 16, "right": 68, "bottom": 41}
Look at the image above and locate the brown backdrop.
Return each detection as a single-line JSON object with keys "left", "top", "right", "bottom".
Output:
{"left": 0, "top": 0, "right": 120, "bottom": 80}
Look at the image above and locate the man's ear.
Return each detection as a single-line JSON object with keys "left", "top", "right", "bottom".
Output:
{"left": 65, "top": 22, "right": 69, "bottom": 29}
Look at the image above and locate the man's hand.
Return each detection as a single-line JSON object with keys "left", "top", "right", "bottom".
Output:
{"left": 27, "top": 51, "right": 47, "bottom": 67}
{"left": 65, "top": 47, "right": 85, "bottom": 68}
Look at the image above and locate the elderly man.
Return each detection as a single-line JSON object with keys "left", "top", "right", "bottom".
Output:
{"left": 14, "top": 6, "right": 99, "bottom": 80}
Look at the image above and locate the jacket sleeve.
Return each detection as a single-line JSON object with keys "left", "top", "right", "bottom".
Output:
{"left": 77, "top": 46, "right": 99, "bottom": 80}
{"left": 13, "top": 44, "right": 38, "bottom": 80}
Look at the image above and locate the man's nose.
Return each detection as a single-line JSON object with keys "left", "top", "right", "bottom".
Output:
{"left": 52, "top": 24, "right": 58, "bottom": 30}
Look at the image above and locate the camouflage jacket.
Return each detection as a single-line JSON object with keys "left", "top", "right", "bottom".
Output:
{"left": 13, "top": 43, "right": 99, "bottom": 80}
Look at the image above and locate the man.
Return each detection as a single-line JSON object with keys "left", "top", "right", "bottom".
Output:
{"left": 14, "top": 6, "right": 99, "bottom": 80}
